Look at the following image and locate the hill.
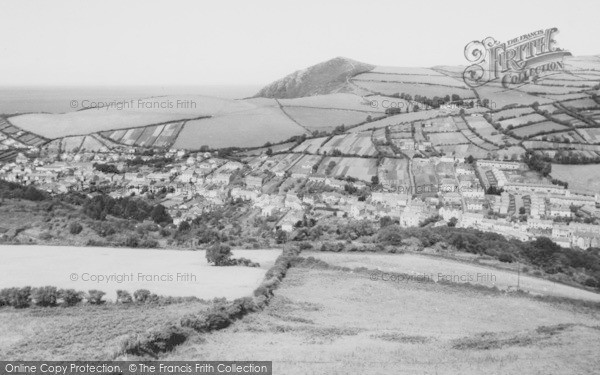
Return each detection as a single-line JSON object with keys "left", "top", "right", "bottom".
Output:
{"left": 254, "top": 57, "right": 374, "bottom": 98}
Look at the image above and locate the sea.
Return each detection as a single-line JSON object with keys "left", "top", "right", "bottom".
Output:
{"left": 0, "top": 85, "right": 262, "bottom": 115}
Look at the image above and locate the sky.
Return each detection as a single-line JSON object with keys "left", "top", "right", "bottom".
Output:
{"left": 1, "top": 0, "right": 598, "bottom": 86}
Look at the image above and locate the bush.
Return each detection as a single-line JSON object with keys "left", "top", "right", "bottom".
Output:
{"left": 206, "top": 243, "right": 232, "bottom": 266}
{"left": 0, "top": 287, "right": 31, "bottom": 308}
{"left": 87, "top": 289, "right": 106, "bottom": 305}
{"left": 498, "top": 253, "right": 514, "bottom": 263}
{"left": 59, "top": 289, "right": 83, "bottom": 306}
{"left": 116, "top": 290, "right": 133, "bottom": 303}
{"left": 124, "top": 236, "right": 139, "bottom": 248}
{"left": 32, "top": 286, "right": 59, "bottom": 307}
{"left": 120, "top": 325, "right": 188, "bottom": 357}
{"left": 134, "top": 289, "right": 152, "bottom": 303}
{"left": 69, "top": 222, "right": 83, "bottom": 235}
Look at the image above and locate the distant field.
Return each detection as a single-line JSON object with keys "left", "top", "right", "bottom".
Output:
{"left": 319, "top": 132, "right": 377, "bottom": 156}
{"left": 318, "top": 156, "right": 377, "bottom": 181}
{"left": 512, "top": 122, "right": 570, "bottom": 137}
{"left": 293, "top": 137, "right": 328, "bottom": 154}
{"left": 353, "top": 72, "right": 468, "bottom": 87}
{"left": 352, "top": 80, "right": 474, "bottom": 99}
{"left": 498, "top": 113, "right": 547, "bottom": 129}
{"left": 476, "top": 86, "right": 553, "bottom": 108}
{"left": 378, "top": 157, "right": 410, "bottom": 188}
{"left": 173, "top": 106, "right": 306, "bottom": 149}
{"left": 8, "top": 96, "right": 250, "bottom": 138}
{"left": 370, "top": 66, "right": 445, "bottom": 75}
{"left": 166, "top": 265, "right": 600, "bottom": 374}
{"left": 0, "top": 246, "right": 281, "bottom": 300}
{"left": 283, "top": 107, "right": 374, "bottom": 131}
{"left": 351, "top": 110, "right": 442, "bottom": 132}
{"left": 279, "top": 93, "right": 383, "bottom": 113}
{"left": 551, "top": 164, "right": 600, "bottom": 193}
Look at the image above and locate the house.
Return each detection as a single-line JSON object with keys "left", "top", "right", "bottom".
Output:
{"left": 211, "top": 172, "right": 233, "bottom": 185}
{"left": 245, "top": 175, "right": 264, "bottom": 190}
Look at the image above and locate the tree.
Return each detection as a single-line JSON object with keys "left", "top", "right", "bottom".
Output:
{"left": 134, "top": 289, "right": 152, "bottom": 303}
{"left": 87, "top": 290, "right": 106, "bottom": 305}
{"left": 116, "top": 290, "right": 133, "bottom": 303}
{"left": 59, "top": 289, "right": 83, "bottom": 306}
{"left": 206, "top": 243, "right": 233, "bottom": 266}
{"left": 448, "top": 217, "right": 458, "bottom": 227}
{"left": 151, "top": 204, "right": 172, "bottom": 225}
{"left": 265, "top": 148, "right": 273, "bottom": 156}
{"left": 371, "top": 176, "right": 380, "bottom": 186}
{"left": 32, "top": 286, "right": 59, "bottom": 307}
{"left": 519, "top": 207, "right": 526, "bottom": 215}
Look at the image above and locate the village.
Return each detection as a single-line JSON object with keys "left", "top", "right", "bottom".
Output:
{"left": 2, "top": 145, "right": 599, "bottom": 250}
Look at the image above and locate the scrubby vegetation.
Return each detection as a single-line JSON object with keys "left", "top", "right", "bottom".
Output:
{"left": 118, "top": 245, "right": 301, "bottom": 358}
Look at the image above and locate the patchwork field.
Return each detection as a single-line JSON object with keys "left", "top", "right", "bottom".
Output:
{"left": 512, "top": 122, "right": 570, "bottom": 137}
{"left": 165, "top": 263, "right": 600, "bottom": 374}
{"left": 317, "top": 157, "right": 377, "bottom": 181}
{"left": 352, "top": 80, "right": 474, "bottom": 99}
{"left": 378, "top": 157, "right": 410, "bottom": 189}
{"left": 278, "top": 93, "right": 383, "bottom": 113}
{"left": 283, "top": 107, "right": 374, "bottom": 131}
{"left": 353, "top": 72, "right": 468, "bottom": 87}
{"left": 293, "top": 137, "right": 328, "bottom": 154}
{"left": 0, "top": 246, "right": 281, "bottom": 300}
{"left": 498, "top": 113, "right": 547, "bottom": 129}
{"left": 173, "top": 106, "right": 306, "bottom": 149}
{"left": 319, "top": 132, "right": 377, "bottom": 156}
{"left": 101, "top": 121, "right": 184, "bottom": 148}
{"left": 551, "top": 164, "right": 600, "bottom": 193}
{"left": 9, "top": 95, "right": 247, "bottom": 138}
{"left": 351, "top": 109, "right": 442, "bottom": 132}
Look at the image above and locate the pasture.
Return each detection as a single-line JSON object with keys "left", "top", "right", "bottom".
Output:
{"left": 353, "top": 72, "right": 468, "bottom": 87}
{"left": 498, "top": 113, "right": 547, "bottom": 129}
{"left": 165, "top": 263, "right": 600, "bottom": 374}
{"left": 319, "top": 132, "right": 377, "bottom": 156}
{"left": 278, "top": 93, "right": 383, "bottom": 113}
{"left": 9, "top": 95, "right": 249, "bottom": 138}
{"left": 352, "top": 80, "right": 474, "bottom": 99}
{"left": 172, "top": 106, "right": 306, "bottom": 149}
{"left": 317, "top": 157, "right": 377, "bottom": 181}
{"left": 292, "top": 137, "right": 328, "bottom": 154}
{"left": 378, "top": 158, "right": 410, "bottom": 189}
{"left": 0, "top": 246, "right": 281, "bottom": 300}
{"left": 551, "top": 164, "right": 600, "bottom": 193}
{"left": 512, "top": 122, "right": 570, "bottom": 137}
{"left": 351, "top": 109, "right": 441, "bottom": 132}
{"left": 283, "top": 107, "right": 374, "bottom": 131}
{"left": 309, "top": 252, "right": 600, "bottom": 301}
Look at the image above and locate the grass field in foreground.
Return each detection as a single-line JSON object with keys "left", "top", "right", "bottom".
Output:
{"left": 0, "top": 302, "right": 209, "bottom": 360}
{"left": 165, "top": 266, "right": 600, "bottom": 374}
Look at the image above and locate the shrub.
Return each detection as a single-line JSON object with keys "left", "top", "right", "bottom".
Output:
{"left": 32, "top": 286, "right": 59, "bottom": 307}
{"left": 206, "top": 243, "right": 232, "bottom": 266}
{"left": 120, "top": 325, "right": 188, "bottom": 357}
{"left": 498, "top": 253, "right": 514, "bottom": 263}
{"left": 69, "top": 222, "right": 83, "bottom": 235}
{"left": 116, "top": 290, "right": 133, "bottom": 303}
{"left": 87, "top": 289, "right": 106, "bottom": 305}
{"left": 0, "top": 287, "right": 31, "bottom": 308}
{"left": 134, "top": 289, "right": 152, "bottom": 303}
{"left": 59, "top": 289, "right": 83, "bottom": 306}
{"left": 124, "top": 236, "right": 139, "bottom": 248}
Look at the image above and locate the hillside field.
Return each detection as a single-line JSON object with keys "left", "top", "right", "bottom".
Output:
{"left": 165, "top": 261, "right": 600, "bottom": 374}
